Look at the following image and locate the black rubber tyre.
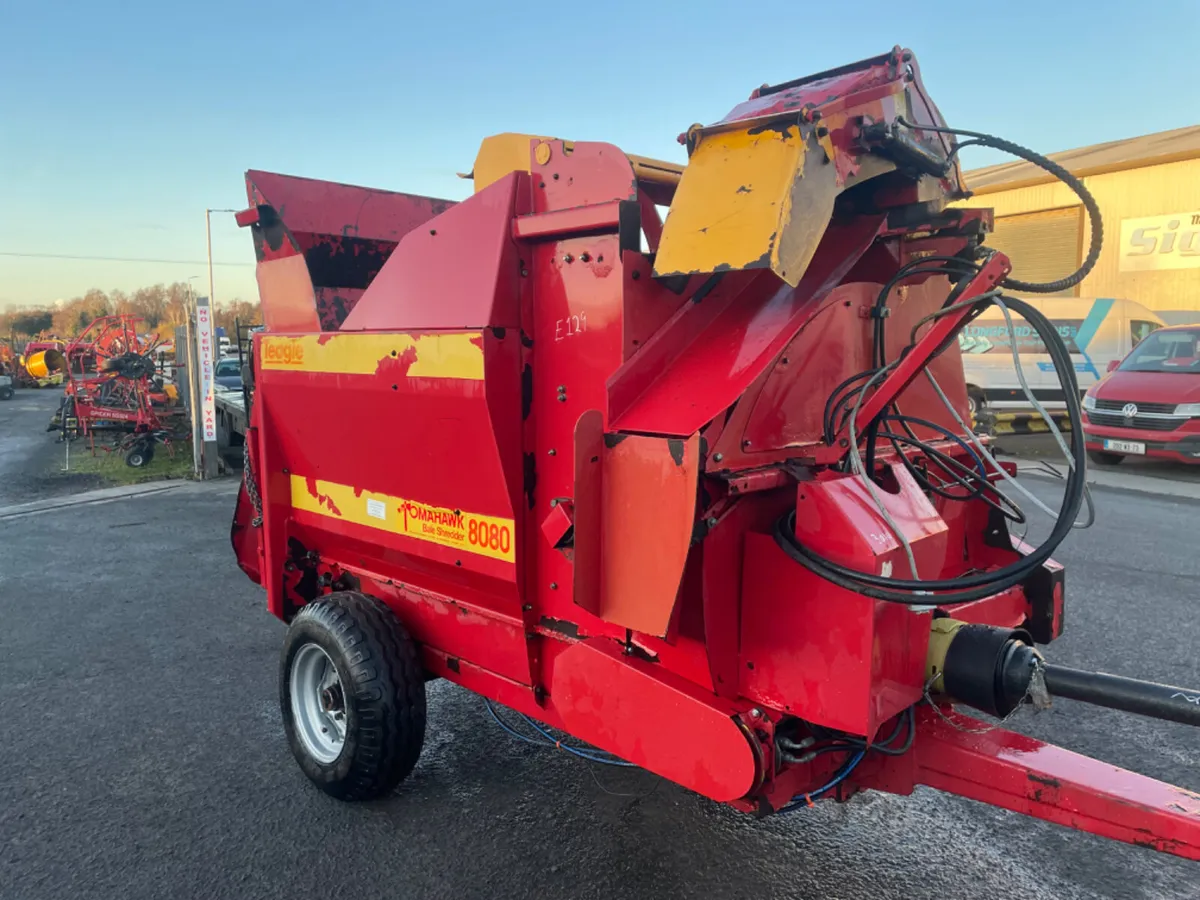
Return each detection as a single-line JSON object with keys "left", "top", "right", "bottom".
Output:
{"left": 124, "top": 443, "right": 153, "bottom": 468}
{"left": 280, "top": 592, "right": 426, "bottom": 801}
{"left": 0, "top": 386, "right": 13, "bottom": 401}
{"left": 966, "top": 388, "right": 985, "bottom": 418}
{"left": 1088, "top": 450, "right": 1124, "bottom": 466}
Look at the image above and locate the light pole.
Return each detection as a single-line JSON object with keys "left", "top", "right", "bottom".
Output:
{"left": 186, "top": 275, "right": 200, "bottom": 312}
{"left": 205, "top": 208, "right": 238, "bottom": 311}
{"left": 201, "top": 209, "right": 236, "bottom": 479}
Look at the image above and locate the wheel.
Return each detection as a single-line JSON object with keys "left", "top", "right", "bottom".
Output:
{"left": 0, "top": 386, "right": 13, "bottom": 401}
{"left": 1088, "top": 450, "right": 1124, "bottom": 466}
{"left": 280, "top": 591, "right": 426, "bottom": 800}
{"left": 124, "top": 443, "right": 154, "bottom": 468}
{"left": 966, "top": 388, "right": 985, "bottom": 418}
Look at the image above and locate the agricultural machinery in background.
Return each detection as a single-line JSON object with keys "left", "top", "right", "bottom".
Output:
{"left": 52, "top": 315, "right": 187, "bottom": 467}
{"left": 1, "top": 336, "right": 68, "bottom": 391}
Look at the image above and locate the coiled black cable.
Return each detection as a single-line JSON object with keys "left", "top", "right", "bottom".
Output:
{"left": 898, "top": 118, "right": 1103, "bottom": 295}
{"left": 775, "top": 295, "right": 1085, "bottom": 604}
{"left": 794, "top": 123, "right": 1098, "bottom": 601}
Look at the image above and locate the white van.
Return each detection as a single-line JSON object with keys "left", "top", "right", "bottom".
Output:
{"left": 959, "top": 297, "right": 1165, "bottom": 413}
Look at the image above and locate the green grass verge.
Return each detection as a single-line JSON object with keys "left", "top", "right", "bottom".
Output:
{"left": 62, "top": 440, "right": 195, "bottom": 486}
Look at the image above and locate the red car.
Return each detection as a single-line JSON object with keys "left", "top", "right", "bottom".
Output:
{"left": 1082, "top": 324, "right": 1200, "bottom": 465}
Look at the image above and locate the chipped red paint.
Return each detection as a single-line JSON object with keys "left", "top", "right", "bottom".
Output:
{"left": 373, "top": 346, "right": 418, "bottom": 378}
{"left": 241, "top": 170, "right": 457, "bottom": 330}
{"left": 897, "top": 705, "right": 1200, "bottom": 860}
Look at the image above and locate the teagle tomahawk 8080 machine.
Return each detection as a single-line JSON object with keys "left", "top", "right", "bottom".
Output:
{"left": 229, "top": 48, "right": 1200, "bottom": 860}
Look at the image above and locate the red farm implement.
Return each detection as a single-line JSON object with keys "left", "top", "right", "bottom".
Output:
{"left": 58, "top": 315, "right": 185, "bottom": 466}
{"left": 230, "top": 48, "right": 1200, "bottom": 860}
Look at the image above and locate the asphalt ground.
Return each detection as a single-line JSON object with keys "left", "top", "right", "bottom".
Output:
{"left": 994, "top": 432, "right": 1200, "bottom": 485}
{"left": 0, "top": 388, "right": 105, "bottom": 505}
{"left": 2, "top": 473, "right": 1199, "bottom": 899}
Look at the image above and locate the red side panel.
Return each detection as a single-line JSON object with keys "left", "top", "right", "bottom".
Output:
{"left": 570, "top": 431, "right": 700, "bottom": 637}
{"left": 253, "top": 330, "right": 524, "bottom": 625}
{"left": 737, "top": 463, "right": 952, "bottom": 739}
{"left": 256, "top": 255, "right": 321, "bottom": 333}
{"left": 342, "top": 174, "right": 526, "bottom": 331}
{"left": 244, "top": 169, "right": 454, "bottom": 329}
{"left": 608, "top": 215, "right": 885, "bottom": 437}
{"left": 552, "top": 638, "right": 759, "bottom": 803}
{"left": 529, "top": 140, "right": 638, "bottom": 212}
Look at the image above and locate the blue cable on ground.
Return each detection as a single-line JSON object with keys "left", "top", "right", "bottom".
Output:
{"left": 484, "top": 699, "right": 547, "bottom": 746}
{"left": 485, "top": 700, "right": 638, "bottom": 768}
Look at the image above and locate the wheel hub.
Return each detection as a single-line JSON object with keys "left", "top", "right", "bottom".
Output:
{"left": 320, "top": 683, "right": 344, "bottom": 713}
{"left": 290, "top": 643, "right": 348, "bottom": 763}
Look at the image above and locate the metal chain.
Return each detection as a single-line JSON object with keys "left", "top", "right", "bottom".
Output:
{"left": 923, "top": 655, "right": 1049, "bottom": 735}
{"left": 243, "top": 438, "right": 263, "bottom": 527}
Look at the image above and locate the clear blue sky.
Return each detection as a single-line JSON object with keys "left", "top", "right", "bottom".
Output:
{"left": 2, "top": 0, "right": 1197, "bottom": 309}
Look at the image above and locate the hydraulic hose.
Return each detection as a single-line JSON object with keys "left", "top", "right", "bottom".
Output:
{"left": 897, "top": 118, "right": 1104, "bottom": 295}
{"left": 774, "top": 296, "right": 1087, "bottom": 604}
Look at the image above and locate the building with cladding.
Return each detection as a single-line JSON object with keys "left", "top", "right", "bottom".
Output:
{"left": 960, "top": 126, "right": 1200, "bottom": 324}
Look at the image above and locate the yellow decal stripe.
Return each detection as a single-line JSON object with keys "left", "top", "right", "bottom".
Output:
{"left": 289, "top": 475, "right": 515, "bottom": 563}
{"left": 261, "top": 332, "right": 484, "bottom": 380}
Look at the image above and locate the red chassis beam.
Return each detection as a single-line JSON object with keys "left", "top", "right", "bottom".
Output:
{"left": 898, "top": 706, "right": 1200, "bottom": 859}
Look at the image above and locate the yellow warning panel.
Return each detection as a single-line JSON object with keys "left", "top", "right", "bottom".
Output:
{"left": 289, "top": 475, "right": 515, "bottom": 563}
{"left": 655, "top": 126, "right": 804, "bottom": 277}
{"left": 260, "top": 332, "right": 484, "bottom": 380}
{"left": 654, "top": 123, "right": 839, "bottom": 287}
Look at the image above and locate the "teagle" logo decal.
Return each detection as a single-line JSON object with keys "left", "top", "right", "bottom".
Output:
{"left": 263, "top": 338, "right": 306, "bottom": 366}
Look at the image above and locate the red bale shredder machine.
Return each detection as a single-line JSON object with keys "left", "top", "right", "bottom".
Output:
{"left": 230, "top": 49, "right": 1200, "bottom": 860}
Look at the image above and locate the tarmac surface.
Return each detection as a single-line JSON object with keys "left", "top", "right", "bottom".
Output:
{"left": 0, "top": 388, "right": 103, "bottom": 504}
{"left": 1, "top": 409, "right": 1199, "bottom": 898}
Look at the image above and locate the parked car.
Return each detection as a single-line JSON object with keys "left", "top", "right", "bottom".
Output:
{"left": 1082, "top": 324, "right": 1200, "bottom": 465}
{"left": 214, "top": 356, "right": 243, "bottom": 391}
{"left": 959, "top": 297, "right": 1165, "bottom": 415}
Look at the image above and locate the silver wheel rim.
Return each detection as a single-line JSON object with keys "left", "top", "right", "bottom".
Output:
{"left": 290, "top": 643, "right": 347, "bottom": 764}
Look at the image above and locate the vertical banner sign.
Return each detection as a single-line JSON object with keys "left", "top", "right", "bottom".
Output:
{"left": 195, "top": 297, "right": 218, "bottom": 442}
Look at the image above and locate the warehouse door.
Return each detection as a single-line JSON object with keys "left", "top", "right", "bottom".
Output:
{"left": 988, "top": 206, "right": 1083, "bottom": 297}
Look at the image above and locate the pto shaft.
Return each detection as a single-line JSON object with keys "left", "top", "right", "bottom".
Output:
{"left": 928, "top": 619, "right": 1200, "bottom": 728}
{"left": 1042, "top": 665, "right": 1200, "bottom": 727}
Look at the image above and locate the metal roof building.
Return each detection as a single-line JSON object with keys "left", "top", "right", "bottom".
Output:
{"left": 960, "top": 126, "right": 1200, "bottom": 323}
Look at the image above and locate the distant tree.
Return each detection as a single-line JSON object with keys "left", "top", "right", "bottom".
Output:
{"left": 5, "top": 281, "right": 262, "bottom": 340}
{"left": 164, "top": 283, "right": 191, "bottom": 329}
{"left": 11, "top": 310, "right": 53, "bottom": 335}
{"left": 215, "top": 298, "right": 262, "bottom": 332}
